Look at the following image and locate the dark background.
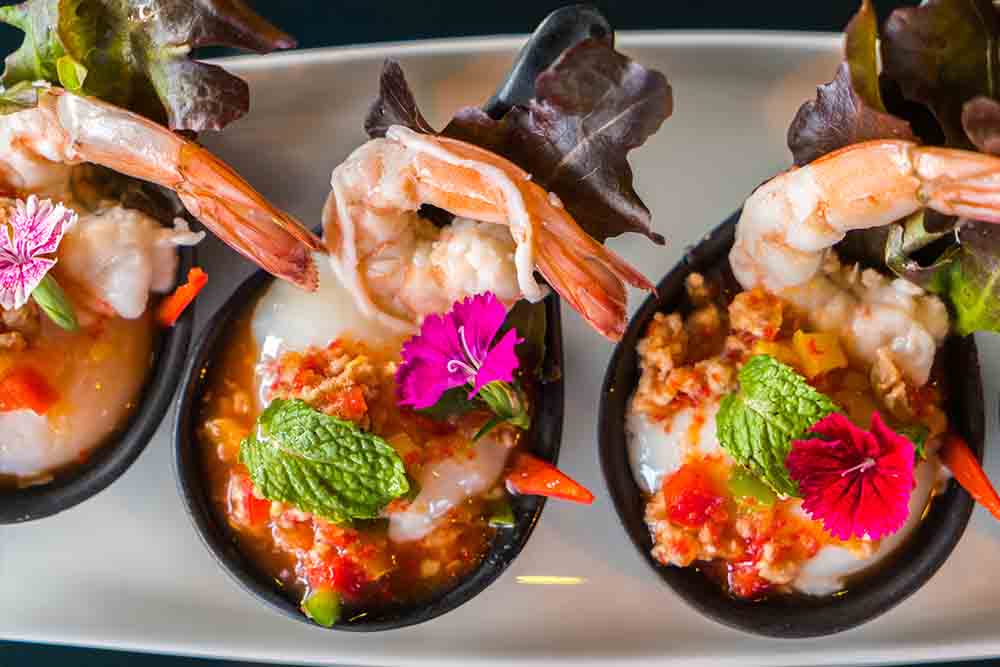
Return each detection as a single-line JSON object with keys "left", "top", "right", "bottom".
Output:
{"left": 4, "top": 0, "right": 992, "bottom": 666}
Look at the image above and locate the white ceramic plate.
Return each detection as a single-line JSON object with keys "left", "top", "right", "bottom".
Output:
{"left": 3, "top": 32, "right": 1000, "bottom": 667}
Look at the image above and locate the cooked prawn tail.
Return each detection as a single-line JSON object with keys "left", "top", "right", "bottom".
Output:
{"left": 41, "top": 88, "right": 321, "bottom": 291}
{"left": 532, "top": 230, "right": 627, "bottom": 340}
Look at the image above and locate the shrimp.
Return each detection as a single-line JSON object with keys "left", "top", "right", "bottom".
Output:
{"left": 323, "top": 125, "right": 653, "bottom": 340}
{"left": 0, "top": 86, "right": 321, "bottom": 290}
{"left": 729, "top": 139, "right": 992, "bottom": 384}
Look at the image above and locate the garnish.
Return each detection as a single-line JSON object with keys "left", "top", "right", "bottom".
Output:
{"left": 716, "top": 355, "right": 838, "bottom": 496}
{"left": 0, "top": 364, "right": 59, "bottom": 414}
{"left": 301, "top": 589, "right": 342, "bottom": 628}
{"left": 0, "top": 0, "right": 296, "bottom": 131}
{"left": 157, "top": 267, "right": 208, "bottom": 327}
{"left": 662, "top": 464, "right": 724, "bottom": 527}
{"left": 487, "top": 499, "right": 516, "bottom": 528}
{"left": 31, "top": 273, "right": 77, "bottom": 332}
{"left": 396, "top": 292, "right": 528, "bottom": 438}
{"left": 0, "top": 195, "right": 78, "bottom": 330}
{"left": 939, "top": 433, "right": 1000, "bottom": 521}
{"left": 787, "top": 0, "right": 915, "bottom": 166}
{"left": 897, "top": 423, "right": 930, "bottom": 460}
{"left": 727, "top": 468, "right": 777, "bottom": 507}
{"left": 786, "top": 412, "right": 915, "bottom": 541}
{"left": 505, "top": 453, "right": 595, "bottom": 504}
{"left": 366, "top": 38, "right": 672, "bottom": 244}
{"left": 786, "top": 0, "right": 1000, "bottom": 335}
{"left": 239, "top": 399, "right": 410, "bottom": 523}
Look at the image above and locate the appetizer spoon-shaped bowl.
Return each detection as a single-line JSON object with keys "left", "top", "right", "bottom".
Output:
{"left": 172, "top": 268, "right": 564, "bottom": 630}
{"left": 598, "top": 212, "right": 984, "bottom": 638}
{"left": 174, "top": 3, "right": 606, "bottom": 630}
{"left": 0, "top": 246, "right": 196, "bottom": 524}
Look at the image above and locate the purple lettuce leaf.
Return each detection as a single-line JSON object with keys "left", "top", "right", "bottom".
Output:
{"left": 365, "top": 60, "right": 436, "bottom": 138}
{"left": 364, "top": 38, "right": 672, "bottom": 245}
{"left": 881, "top": 0, "right": 1000, "bottom": 148}
{"left": 962, "top": 95, "right": 1000, "bottom": 154}
{"left": 788, "top": 0, "right": 915, "bottom": 165}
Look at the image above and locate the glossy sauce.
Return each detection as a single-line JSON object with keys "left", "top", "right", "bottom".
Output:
{"left": 197, "top": 296, "right": 519, "bottom": 613}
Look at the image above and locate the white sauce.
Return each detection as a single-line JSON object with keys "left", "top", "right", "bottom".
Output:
{"left": 251, "top": 250, "right": 508, "bottom": 541}
{"left": 0, "top": 316, "right": 153, "bottom": 478}
{"left": 626, "top": 403, "right": 722, "bottom": 494}
{"left": 388, "top": 435, "right": 510, "bottom": 542}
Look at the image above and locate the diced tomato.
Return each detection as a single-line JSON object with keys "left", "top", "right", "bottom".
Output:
{"left": 331, "top": 386, "right": 367, "bottom": 422}
{"left": 227, "top": 472, "right": 270, "bottom": 527}
{"left": 157, "top": 267, "right": 208, "bottom": 327}
{"left": 662, "top": 463, "right": 724, "bottom": 528}
{"left": 0, "top": 365, "right": 59, "bottom": 415}
{"left": 728, "top": 562, "right": 770, "bottom": 599}
{"left": 505, "top": 453, "right": 595, "bottom": 504}
{"left": 304, "top": 556, "right": 367, "bottom": 598}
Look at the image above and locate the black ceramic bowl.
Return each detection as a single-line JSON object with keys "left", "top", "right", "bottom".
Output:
{"left": 173, "top": 269, "right": 563, "bottom": 630}
{"left": 598, "top": 212, "right": 984, "bottom": 638}
{"left": 170, "top": 4, "right": 609, "bottom": 630}
{"left": 0, "top": 245, "right": 195, "bottom": 524}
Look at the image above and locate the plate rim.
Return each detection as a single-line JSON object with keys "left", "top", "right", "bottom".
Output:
{"left": 12, "top": 29, "right": 1000, "bottom": 667}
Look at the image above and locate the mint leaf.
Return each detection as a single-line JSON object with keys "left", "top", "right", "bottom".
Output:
{"left": 716, "top": 355, "right": 838, "bottom": 496}
{"left": 240, "top": 399, "right": 409, "bottom": 523}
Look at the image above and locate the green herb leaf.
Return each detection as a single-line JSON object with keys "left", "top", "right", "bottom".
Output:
{"left": 475, "top": 380, "right": 531, "bottom": 440}
{"left": 31, "top": 273, "right": 77, "bottom": 331}
{"left": 716, "top": 355, "right": 838, "bottom": 496}
{"left": 897, "top": 423, "right": 930, "bottom": 460}
{"left": 0, "top": 0, "right": 295, "bottom": 131}
{"left": 239, "top": 399, "right": 409, "bottom": 523}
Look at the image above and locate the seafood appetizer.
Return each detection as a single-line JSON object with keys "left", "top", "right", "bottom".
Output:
{"left": 0, "top": 0, "right": 314, "bottom": 491}
{"left": 192, "top": 29, "right": 671, "bottom": 627}
{"left": 622, "top": 0, "right": 1000, "bottom": 606}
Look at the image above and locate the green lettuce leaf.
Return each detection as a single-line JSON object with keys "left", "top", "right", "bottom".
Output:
{"left": 716, "top": 355, "right": 838, "bottom": 496}
{"left": 891, "top": 220, "right": 1000, "bottom": 335}
{"left": 239, "top": 399, "right": 409, "bottom": 523}
{"left": 0, "top": 0, "right": 295, "bottom": 131}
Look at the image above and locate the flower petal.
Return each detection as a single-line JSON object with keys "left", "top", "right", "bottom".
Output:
{"left": 451, "top": 292, "right": 507, "bottom": 365}
{"left": 396, "top": 310, "right": 468, "bottom": 409}
{"left": 0, "top": 196, "right": 76, "bottom": 312}
{"left": 787, "top": 411, "right": 915, "bottom": 540}
{"left": 469, "top": 327, "right": 521, "bottom": 398}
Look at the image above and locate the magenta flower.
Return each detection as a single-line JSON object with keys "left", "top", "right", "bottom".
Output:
{"left": 396, "top": 292, "right": 522, "bottom": 410}
{"left": 787, "top": 412, "right": 915, "bottom": 541}
{"left": 0, "top": 196, "right": 77, "bottom": 310}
